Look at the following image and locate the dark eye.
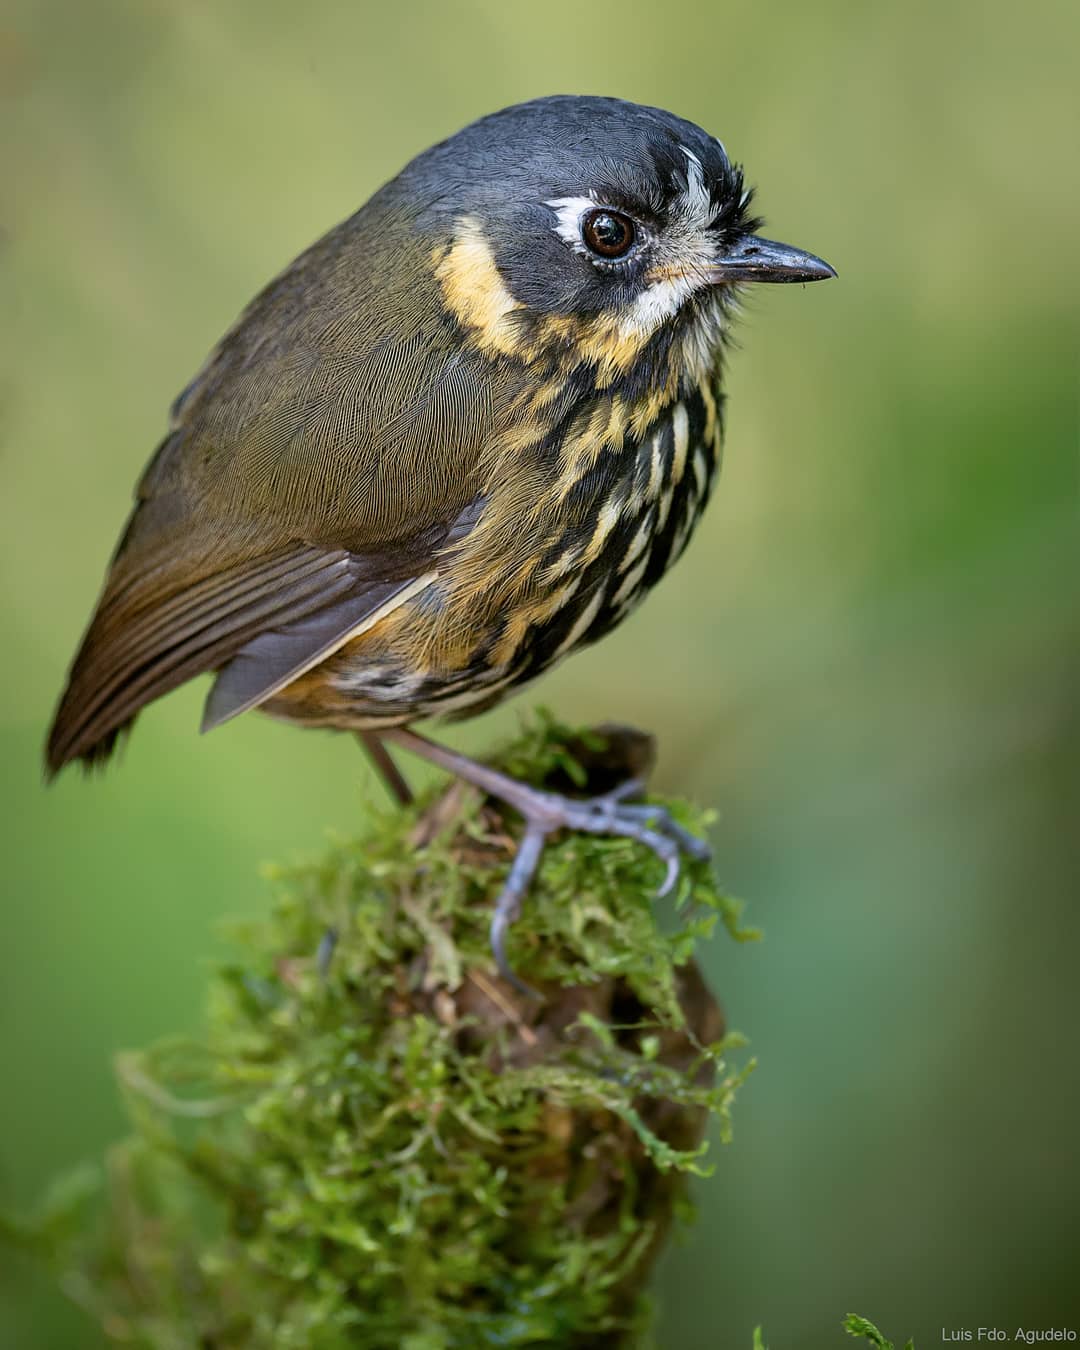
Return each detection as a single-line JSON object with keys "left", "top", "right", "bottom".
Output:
{"left": 581, "top": 209, "right": 637, "bottom": 259}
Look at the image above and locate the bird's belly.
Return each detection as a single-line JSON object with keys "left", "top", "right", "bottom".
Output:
{"left": 263, "top": 386, "right": 721, "bottom": 730}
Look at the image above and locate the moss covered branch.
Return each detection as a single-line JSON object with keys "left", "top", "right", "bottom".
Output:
{"left": 11, "top": 714, "right": 758, "bottom": 1347}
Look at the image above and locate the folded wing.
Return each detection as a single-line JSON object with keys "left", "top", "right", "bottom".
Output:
{"left": 45, "top": 543, "right": 434, "bottom": 775}
{"left": 45, "top": 203, "right": 502, "bottom": 777}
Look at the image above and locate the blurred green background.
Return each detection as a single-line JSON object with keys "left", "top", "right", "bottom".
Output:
{"left": 2, "top": 0, "right": 1077, "bottom": 1345}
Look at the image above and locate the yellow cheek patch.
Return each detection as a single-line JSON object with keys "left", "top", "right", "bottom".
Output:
{"left": 435, "top": 218, "right": 523, "bottom": 357}
{"left": 434, "top": 218, "right": 719, "bottom": 409}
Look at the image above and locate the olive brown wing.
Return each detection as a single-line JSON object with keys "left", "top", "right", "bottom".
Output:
{"left": 45, "top": 542, "right": 436, "bottom": 776}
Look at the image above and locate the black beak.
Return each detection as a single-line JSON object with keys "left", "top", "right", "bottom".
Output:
{"left": 707, "top": 235, "right": 836, "bottom": 285}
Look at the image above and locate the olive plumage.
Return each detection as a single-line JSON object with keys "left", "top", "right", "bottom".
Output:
{"left": 46, "top": 96, "right": 834, "bottom": 985}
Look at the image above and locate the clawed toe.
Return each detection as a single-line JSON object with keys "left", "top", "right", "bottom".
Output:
{"left": 489, "top": 824, "right": 547, "bottom": 999}
{"left": 486, "top": 783, "right": 708, "bottom": 993}
{"left": 384, "top": 730, "right": 712, "bottom": 996}
{"left": 612, "top": 801, "right": 713, "bottom": 863}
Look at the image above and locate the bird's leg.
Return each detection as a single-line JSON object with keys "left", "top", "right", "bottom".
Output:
{"left": 382, "top": 727, "right": 711, "bottom": 994}
{"left": 357, "top": 730, "right": 414, "bottom": 806}
{"left": 489, "top": 823, "right": 548, "bottom": 996}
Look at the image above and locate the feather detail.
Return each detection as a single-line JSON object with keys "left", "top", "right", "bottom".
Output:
{"left": 202, "top": 571, "right": 437, "bottom": 731}
{"left": 45, "top": 547, "right": 424, "bottom": 775}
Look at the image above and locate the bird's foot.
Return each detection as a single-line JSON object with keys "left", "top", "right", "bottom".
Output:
{"left": 485, "top": 777, "right": 711, "bottom": 997}
{"left": 383, "top": 728, "right": 711, "bottom": 997}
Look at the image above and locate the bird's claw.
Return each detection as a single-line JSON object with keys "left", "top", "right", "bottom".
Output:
{"left": 611, "top": 801, "right": 713, "bottom": 864}
{"left": 487, "top": 781, "right": 710, "bottom": 997}
{"left": 383, "top": 731, "right": 712, "bottom": 1000}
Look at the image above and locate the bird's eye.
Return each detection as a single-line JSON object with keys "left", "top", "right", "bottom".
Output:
{"left": 581, "top": 209, "right": 637, "bottom": 260}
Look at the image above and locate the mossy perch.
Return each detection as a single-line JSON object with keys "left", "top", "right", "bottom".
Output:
{"left": 18, "top": 715, "right": 755, "bottom": 1347}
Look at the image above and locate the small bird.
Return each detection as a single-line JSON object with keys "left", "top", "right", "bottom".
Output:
{"left": 47, "top": 96, "right": 834, "bottom": 984}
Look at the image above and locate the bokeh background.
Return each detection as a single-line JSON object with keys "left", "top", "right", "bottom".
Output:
{"left": 2, "top": 1, "right": 1077, "bottom": 1345}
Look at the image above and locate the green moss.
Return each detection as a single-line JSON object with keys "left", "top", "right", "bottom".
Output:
{"left": 843, "top": 1314, "right": 915, "bottom": 1349}
{"left": 15, "top": 714, "right": 754, "bottom": 1348}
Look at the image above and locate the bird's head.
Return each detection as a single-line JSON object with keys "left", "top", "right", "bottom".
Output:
{"left": 397, "top": 96, "right": 834, "bottom": 391}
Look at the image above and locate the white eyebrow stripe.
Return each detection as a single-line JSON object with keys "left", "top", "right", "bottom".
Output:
{"left": 678, "top": 145, "right": 715, "bottom": 230}
{"left": 545, "top": 194, "right": 600, "bottom": 251}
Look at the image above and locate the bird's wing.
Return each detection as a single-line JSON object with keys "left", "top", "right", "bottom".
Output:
{"left": 45, "top": 542, "right": 439, "bottom": 774}
{"left": 198, "top": 568, "right": 437, "bottom": 734}
{"left": 46, "top": 211, "right": 502, "bottom": 775}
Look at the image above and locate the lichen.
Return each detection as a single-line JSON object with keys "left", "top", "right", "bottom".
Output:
{"left": 13, "top": 713, "right": 755, "bottom": 1348}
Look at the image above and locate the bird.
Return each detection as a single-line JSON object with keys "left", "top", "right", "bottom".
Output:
{"left": 46, "top": 95, "right": 834, "bottom": 988}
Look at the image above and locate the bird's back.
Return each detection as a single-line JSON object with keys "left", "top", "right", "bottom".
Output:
{"left": 46, "top": 191, "right": 505, "bottom": 773}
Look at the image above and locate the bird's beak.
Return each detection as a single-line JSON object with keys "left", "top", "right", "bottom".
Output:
{"left": 707, "top": 235, "right": 837, "bottom": 285}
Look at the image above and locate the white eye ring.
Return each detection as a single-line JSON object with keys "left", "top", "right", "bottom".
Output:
{"left": 546, "top": 195, "right": 646, "bottom": 267}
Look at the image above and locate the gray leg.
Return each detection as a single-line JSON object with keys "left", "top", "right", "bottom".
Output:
{"left": 490, "top": 824, "right": 547, "bottom": 998}
{"left": 357, "top": 731, "right": 414, "bottom": 806}
{"left": 383, "top": 727, "right": 711, "bottom": 992}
